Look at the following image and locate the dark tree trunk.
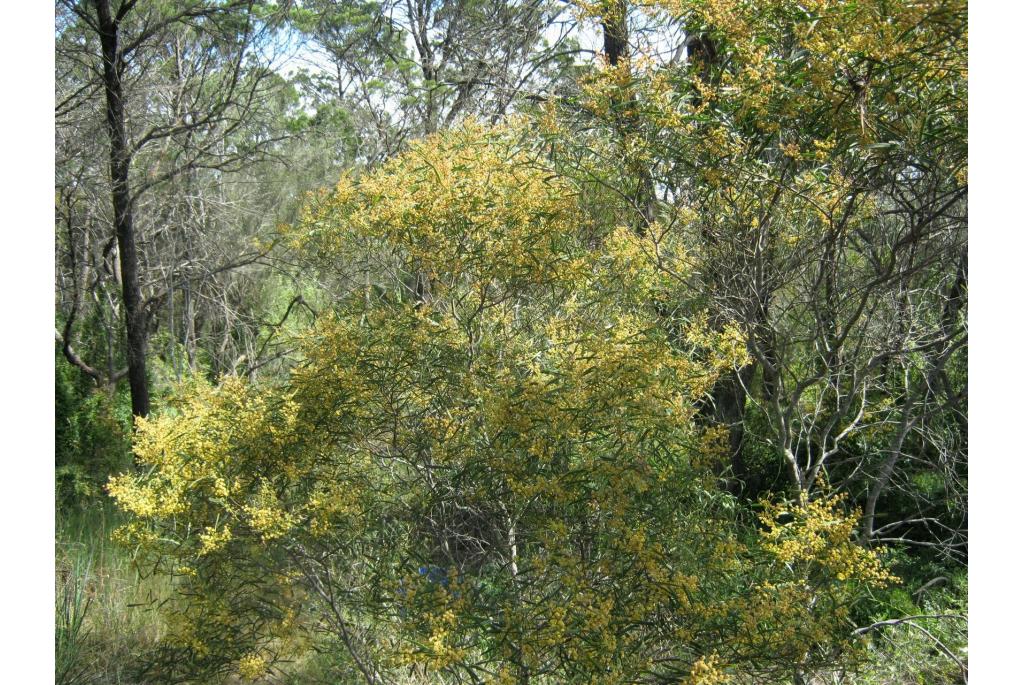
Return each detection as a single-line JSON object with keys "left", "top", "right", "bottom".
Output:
{"left": 601, "top": 4, "right": 628, "bottom": 68}
{"left": 712, "top": 365, "right": 757, "bottom": 496}
{"left": 600, "top": 1, "right": 656, "bottom": 234}
{"left": 95, "top": 0, "right": 150, "bottom": 417}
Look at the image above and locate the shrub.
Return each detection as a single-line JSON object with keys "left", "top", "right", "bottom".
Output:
{"left": 56, "top": 353, "right": 133, "bottom": 508}
{"left": 110, "top": 124, "right": 894, "bottom": 684}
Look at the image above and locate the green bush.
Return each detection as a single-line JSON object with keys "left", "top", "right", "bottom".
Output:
{"left": 56, "top": 352, "right": 133, "bottom": 508}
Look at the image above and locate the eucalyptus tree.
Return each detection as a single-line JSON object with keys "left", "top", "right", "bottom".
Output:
{"left": 289, "top": 0, "right": 582, "bottom": 159}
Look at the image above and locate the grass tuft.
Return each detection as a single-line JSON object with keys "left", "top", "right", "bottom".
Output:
{"left": 56, "top": 500, "right": 173, "bottom": 685}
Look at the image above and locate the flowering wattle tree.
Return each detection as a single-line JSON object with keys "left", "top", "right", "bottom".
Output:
{"left": 557, "top": 0, "right": 967, "bottom": 541}
{"left": 110, "top": 124, "right": 894, "bottom": 684}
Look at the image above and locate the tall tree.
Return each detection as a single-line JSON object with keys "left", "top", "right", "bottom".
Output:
{"left": 56, "top": 0, "right": 286, "bottom": 415}
{"left": 290, "top": 0, "right": 580, "bottom": 157}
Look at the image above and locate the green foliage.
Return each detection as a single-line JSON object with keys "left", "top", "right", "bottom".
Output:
{"left": 736, "top": 405, "right": 792, "bottom": 497}
{"left": 56, "top": 353, "right": 133, "bottom": 508}
{"left": 857, "top": 577, "right": 967, "bottom": 684}
{"left": 56, "top": 551, "right": 92, "bottom": 685}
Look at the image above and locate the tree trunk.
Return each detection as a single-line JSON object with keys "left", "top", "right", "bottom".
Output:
{"left": 598, "top": 2, "right": 657, "bottom": 234}
{"left": 601, "top": 3, "right": 628, "bottom": 69}
{"left": 862, "top": 408, "right": 913, "bottom": 542}
{"left": 95, "top": 0, "right": 150, "bottom": 417}
{"left": 711, "top": 365, "right": 757, "bottom": 495}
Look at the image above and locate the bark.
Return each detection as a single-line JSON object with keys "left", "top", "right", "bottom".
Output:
{"left": 599, "top": 1, "right": 656, "bottom": 234}
{"left": 601, "top": 4, "right": 628, "bottom": 68}
{"left": 861, "top": 403, "right": 914, "bottom": 541}
{"left": 95, "top": 0, "right": 150, "bottom": 417}
{"left": 712, "top": 365, "right": 758, "bottom": 495}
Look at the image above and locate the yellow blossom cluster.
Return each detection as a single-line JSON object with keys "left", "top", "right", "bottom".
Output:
{"left": 760, "top": 495, "right": 898, "bottom": 586}
{"left": 236, "top": 652, "right": 267, "bottom": 681}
